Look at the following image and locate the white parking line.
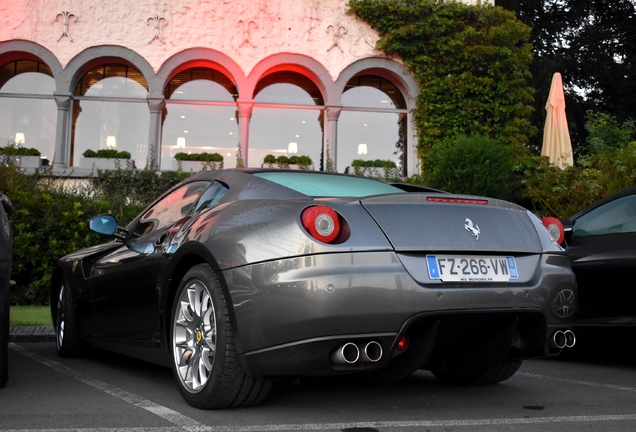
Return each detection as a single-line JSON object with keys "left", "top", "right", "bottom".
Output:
{"left": 518, "top": 371, "right": 636, "bottom": 392}
{"left": 9, "top": 343, "right": 208, "bottom": 432}
{"left": 9, "top": 343, "right": 636, "bottom": 432}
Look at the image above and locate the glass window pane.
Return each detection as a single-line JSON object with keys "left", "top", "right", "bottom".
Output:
{"left": 0, "top": 96, "right": 57, "bottom": 163}
{"left": 249, "top": 107, "right": 323, "bottom": 168}
{"left": 573, "top": 195, "right": 636, "bottom": 236}
{"left": 337, "top": 111, "right": 402, "bottom": 173}
{"left": 74, "top": 64, "right": 148, "bottom": 96}
{"left": 254, "top": 72, "right": 323, "bottom": 105}
{"left": 83, "top": 76, "right": 148, "bottom": 98}
{"left": 73, "top": 100, "right": 150, "bottom": 168}
{"left": 161, "top": 104, "right": 239, "bottom": 170}
{"left": 0, "top": 72, "right": 55, "bottom": 95}
{"left": 254, "top": 172, "right": 404, "bottom": 197}
{"left": 165, "top": 68, "right": 237, "bottom": 102}
{"left": 343, "top": 76, "right": 406, "bottom": 109}
{"left": 255, "top": 83, "right": 320, "bottom": 105}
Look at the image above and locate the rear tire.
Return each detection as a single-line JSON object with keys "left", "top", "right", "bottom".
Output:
{"left": 432, "top": 360, "right": 522, "bottom": 386}
{"left": 55, "top": 278, "right": 81, "bottom": 358}
{"left": 171, "top": 264, "right": 271, "bottom": 409}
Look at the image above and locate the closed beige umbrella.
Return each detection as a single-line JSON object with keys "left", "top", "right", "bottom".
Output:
{"left": 541, "top": 72, "right": 573, "bottom": 169}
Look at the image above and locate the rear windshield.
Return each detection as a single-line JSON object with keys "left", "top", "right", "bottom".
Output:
{"left": 254, "top": 172, "right": 405, "bottom": 198}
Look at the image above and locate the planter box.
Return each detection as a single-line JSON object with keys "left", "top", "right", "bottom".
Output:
{"left": 80, "top": 157, "right": 135, "bottom": 170}
{"left": 352, "top": 166, "right": 402, "bottom": 179}
{"left": 6, "top": 155, "right": 42, "bottom": 168}
{"left": 176, "top": 160, "right": 223, "bottom": 172}
{"left": 262, "top": 163, "right": 314, "bottom": 171}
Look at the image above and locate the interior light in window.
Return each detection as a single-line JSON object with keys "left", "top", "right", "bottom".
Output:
{"left": 14, "top": 132, "right": 25, "bottom": 144}
{"left": 106, "top": 136, "right": 117, "bottom": 148}
{"left": 288, "top": 142, "right": 298, "bottom": 154}
{"left": 358, "top": 144, "right": 368, "bottom": 155}
{"left": 176, "top": 137, "right": 186, "bottom": 148}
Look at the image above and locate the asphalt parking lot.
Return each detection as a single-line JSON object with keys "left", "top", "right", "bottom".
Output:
{"left": 2, "top": 333, "right": 636, "bottom": 432}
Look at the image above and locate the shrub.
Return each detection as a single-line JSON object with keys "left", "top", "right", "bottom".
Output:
{"left": 0, "top": 141, "right": 41, "bottom": 156}
{"left": 423, "top": 135, "right": 519, "bottom": 201}
{"left": 82, "top": 149, "right": 131, "bottom": 159}
{"left": 0, "top": 163, "right": 189, "bottom": 305}
{"left": 517, "top": 142, "right": 636, "bottom": 218}
{"left": 174, "top": 152, "right": 223, "bottom": 162}
{"left": 584, "top": 111, "right": 635, "bottom": 156}
{"left": 351, "top": 159, "right": 397, "bottom": 168}
{"left": 263, "top": 154, "right": 313, "bottom": 167}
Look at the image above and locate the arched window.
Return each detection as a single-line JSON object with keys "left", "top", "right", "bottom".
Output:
{"left": 72, "top": 64, "right": 150, "bottom": 168}
{"left": 161, "top": 67, "right": 238, "bottom": 170}
{"left": 249, "top": 72, "right": 324, "bottom": 169}
{"left": 0, "top": 60, "right": 56, "bottom": 164}
{"left": 338, "top": 75, "right": 407, "bottom": 175}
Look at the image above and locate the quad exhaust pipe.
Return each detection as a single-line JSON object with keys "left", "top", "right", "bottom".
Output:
{"left": 332, "top": 341, "right": 383, "bottom": 364}
{"left": 551, "top": 329, "right": 576, "bottom": 349}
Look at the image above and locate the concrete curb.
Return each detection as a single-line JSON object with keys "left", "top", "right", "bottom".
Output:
{"left": 9, "top": 326, "right": 56, "bottom": 342}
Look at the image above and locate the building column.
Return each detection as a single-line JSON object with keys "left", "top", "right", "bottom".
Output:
{"left": 147, "top": 96, "right": 165, "bottom": 170}
{"left": 237, "top": 98, "right": 254, "bottom": 167}
{"left": 52, "top": 92, "right": 72, "bottom": 171}
{"left": 324, "top": 105, "right": 341, "bottom": 172}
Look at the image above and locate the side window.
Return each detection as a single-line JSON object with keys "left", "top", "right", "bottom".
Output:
{"left": 193, "top": 182, "right": 229, "bottom": 213}
{"left": 573, "top": 194, "right": 636, "bottom": 237}
{"left": 138, "top": 181, "right": 210, "bottom": 235}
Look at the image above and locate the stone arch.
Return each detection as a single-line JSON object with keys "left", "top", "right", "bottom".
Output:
{"left": 154, "top": 48, "right": 247, "bottom": 99}
{"left": 0, "top": 40, "right": 64, "bottom": 89}
{"left": 246, "top": 54, "right": 335, "bottom": 103}
{"left": 335, "top": 58, "right": 418, "bottom": 109}
{"left": 61, "top": 45, "right": 156, "bottom": 94}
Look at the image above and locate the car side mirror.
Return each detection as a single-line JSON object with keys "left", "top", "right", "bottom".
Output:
{"left": 89, "top": 214, "right": 127, "bottom": 239}
{"left": 0, "top": 194, "right": 13, "bottom": 217}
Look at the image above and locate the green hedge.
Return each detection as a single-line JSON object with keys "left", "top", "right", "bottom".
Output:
{"left": 0, "top": 163, "right": 188, "bottom": 305}
{"left": 263, "top": 154, "right": 313, "bottom": 167}
{"left": 351, "top": 159, "right": 397, "bottom": 168}
{"left": 174, "top": 152, "right": 223, "bottom": 162}
{"left": 82, "top": 149, "right": 132, "bottom": 159}
{"left": 0, "top": 142, "right": 41, "bottom": 156}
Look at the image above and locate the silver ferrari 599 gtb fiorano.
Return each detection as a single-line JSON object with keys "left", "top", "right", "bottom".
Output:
{"left": 51, "top": 169, "right": 577, "bottom": 409}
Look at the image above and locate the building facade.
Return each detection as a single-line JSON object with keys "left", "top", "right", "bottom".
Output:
{"left": 0, "top": 0, "right": 486, "bottom": 176}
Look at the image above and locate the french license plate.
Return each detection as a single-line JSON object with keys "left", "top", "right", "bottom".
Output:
{"left": 426, "top": 255, "right": 519, "bottom": 282}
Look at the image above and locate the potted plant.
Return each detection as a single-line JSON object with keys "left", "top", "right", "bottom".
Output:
{"left": 0, "top": 141, "right": 43, "bottom": 168}
{"left": 175, "top": 152, "right": 224, "bottom": 172}
{"left": 80, "top": 149, "right": 135, "bottom": 170}
{"left": 350, "top": 159, "right": 401, "bottom": 180}
{"left": 262, "top": 154, "right": 314, "bottom": 170}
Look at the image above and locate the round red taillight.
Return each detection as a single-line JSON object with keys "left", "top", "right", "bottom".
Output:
{"left": 542, "top": 216, "right": 565, "bottom": 245}
{"left": 301, "top": 205, "right": 341, "bottom": 243}
{"left": 397, "top": 336, "right": 409, "bottom": 351}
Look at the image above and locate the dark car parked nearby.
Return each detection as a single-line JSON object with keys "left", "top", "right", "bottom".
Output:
{"left": 0, "top": 193, "right": 13, "bottom": 388}
{"left": 558, "top": 186, "right": 636, "bottom": 347}
{"left": 51, "top": 169, "right": 577, "bottom": 409}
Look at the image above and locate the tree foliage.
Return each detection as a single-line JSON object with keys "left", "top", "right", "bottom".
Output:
{"left": 349, "top": 0, "right": 537, "bottom": 160}
{"left": 496, "top": 0, "right": 636, "bottom": 154}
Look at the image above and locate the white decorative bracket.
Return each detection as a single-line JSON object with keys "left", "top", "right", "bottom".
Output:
{"left": 147, "top": 15, "right": 168, "bottom": 44}
{"left": 238, "top": 19, "right": 257, "bottom": 48}
{"left": 55, "top": 11, "right": 78, "bottom": 42}
{"left": 326, "top": 23, "right": 347, "bottom": 52}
